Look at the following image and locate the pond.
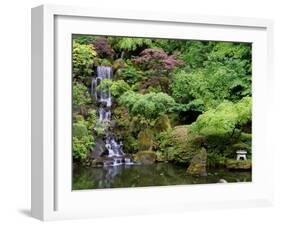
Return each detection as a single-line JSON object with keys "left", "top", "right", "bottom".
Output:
{"left": 72, "top": 163, "right": 252, "bottom": 190}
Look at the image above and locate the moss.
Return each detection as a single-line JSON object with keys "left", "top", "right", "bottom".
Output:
{"left": 138, "top": 128, "right": 154, "bottom": 151}
{"left": 134, "top": 150, "right": 157, "bottom": 164}
{"left": 186, "top": 148, "right": 207, "bottom": 176}
{"left": 154, "top": 114, "right": 171, "bottom": 132}
{"left": 155, "top": 151, "right": 167, "bottom": 162}
{"left": 113, "top": 59, "right": 125, "bottom": 71}
{"left": 225, "top": 159, "right": 251, "bottom": 170}
{"left": 73, "top": 123, "right": 88, "bottom": 138}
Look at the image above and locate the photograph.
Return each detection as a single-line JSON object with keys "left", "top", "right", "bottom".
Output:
{"left": 71, "top": 34, "right": 252, "bottom": 190}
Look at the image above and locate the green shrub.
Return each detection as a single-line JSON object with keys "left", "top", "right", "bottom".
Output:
{"left": 108, "top": 37, "right": 153, "bottom": 52}
{"left": 119, "top": 91, "right": 175, "bottom": 121}
{"left": 117, "top": 63, "right": 144, "bottom": 85}
{"left": 94, "top": 121, "right": 106, "bottom": 137}
{"left": 99, "top": 58, "right": 112, "bottom": 66}
{"left": 73, "top": 82, "right": 91, "bottom": 108}
{"left": 240, "top": 132, "right": 252, "bottom": 142}
{"left": 72, "top": 111, "right": 96, "bottom": 161}
{"left": 155, "top": 126, "right": 196, "bottom": 164}
{"left": 86, "top": 109, "right": 97, "bottom": 130}
{"left": 73, "top": 135, "right": 93, "bottom": 161}
{"left": 207, "top": 152, "right": 226, "bottom": 168}
{"left": 189, "top": 97, "right": 252, "bottom": 138}
{"left": 123, "top": 135, "right": 139, "bottom": 154}
{"left": 96, "top": 79, "right": 130, "bottom": 99}
{"left": 73, "top": 123, "right": 88, "bottom": 138}
{"left": 72, "top": 40, "right": 97, "bottom": 79}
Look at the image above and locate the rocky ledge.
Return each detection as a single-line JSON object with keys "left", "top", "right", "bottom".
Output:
{"left": 133, "top": 150, "right": 157, "bottom": 165}
{"left": 91, "top": 155, "right": 133, "bottom": 167}
{"left": 225, "top": 159, "right": 252, "bottom": 170}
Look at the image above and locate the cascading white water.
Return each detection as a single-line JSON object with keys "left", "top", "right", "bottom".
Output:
{"left": 91, "top": 66, "right": 125, "bottom": 159}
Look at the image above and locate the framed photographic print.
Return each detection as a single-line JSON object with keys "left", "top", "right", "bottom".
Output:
{"left": 31, "top": 4, "right": 274, "bottom": 221}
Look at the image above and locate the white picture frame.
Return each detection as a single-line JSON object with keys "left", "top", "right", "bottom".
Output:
{"left": 31, "top": 4, "right": 274, "bottom": 221}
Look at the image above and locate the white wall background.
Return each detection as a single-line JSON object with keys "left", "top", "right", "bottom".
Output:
{"left": 0, "top": 0, "right": 280, "bottom": 225}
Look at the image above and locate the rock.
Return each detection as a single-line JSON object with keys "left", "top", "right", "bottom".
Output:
{"left": 91, "top": 155, "right": 133, "bottom": 167}
{"left": 134, "top": 151, "right": 157, "bottom": 164}
{"left": 138, "top": 129, "right": 154, "bottom": 151}
{"left": 225, "top": 159, "right": 252, "bottom": 170}
{"left": 186, "top": 148, "right": 207, "bottom": 177}
{"left": 91, "top": 157, "right": 105, "bottom": 167}
{"left": 172, "top": 125, "right": 188, "bottom": 141}
{"left": 155, "top": 151, "right": 167, "bottom": 162}
{"left": 155, "top": 114, "right": 171, "bottom": 132}
{"left": 218, "top": 179, "right": 228, "bottom": 183}
{"left": 91, "top": 138, "right": 106, "bottom": 159}
{"left": 166, "top": 125, "right": 195, "bottom": 164}
{"left": 113, "top": 59, "right": 125, "bottom": 72}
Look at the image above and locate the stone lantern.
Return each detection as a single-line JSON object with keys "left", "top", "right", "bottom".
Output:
{"left": 236, "top": 150, "right": 247, "bottom": 160}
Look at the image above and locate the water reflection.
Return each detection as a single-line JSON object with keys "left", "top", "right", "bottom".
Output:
{"left": 72, "top": 163, "right": 252, "bottom": 190}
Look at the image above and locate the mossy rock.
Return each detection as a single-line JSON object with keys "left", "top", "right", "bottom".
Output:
{"left": 134, "top": 150, "right": 157, "bottom": 164}
{"left": 225, "top": 159, "right": 252, "bottom": 170}
{"left": 172, "top": 125, "right": 188, "bottom": 141}
{"left": 186, "top": 148, "right": 207, "bottom": 177}
{"left": 113, "top": 59, "right": 125, "bottom": 71}
{"left": 155, "top": 151, "right": 167, "bottom": 162}
{"left": 73, "top": 123, "right": 88, "bottom": 138}
{"left": 138, "top": 128, "right": 154, "bottom": 151}
{"left": 155, "top": 114, "right": 171, "bottom": 132}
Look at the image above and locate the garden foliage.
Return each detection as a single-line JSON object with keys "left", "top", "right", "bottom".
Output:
{"left": 72, "top": 35, "right": 252, "bottom": 166}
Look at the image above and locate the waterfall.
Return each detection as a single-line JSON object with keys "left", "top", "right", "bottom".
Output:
{"left": 91, "top": 66, "right": 125, "bottom": 159}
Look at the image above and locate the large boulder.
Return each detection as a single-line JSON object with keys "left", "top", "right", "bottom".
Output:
{"left": 138, "top": 128, "right": 154, "bottom": 151}
{"left": 186, "top": 148, "right": 207, "bottom": 177}
{"left": 91, "top": 138, "right": 106, "bottom": 159}
{"left": 134, "top": 150, "right": 157, "bottom": 164}
{"left": 172, "top": 125, "right": 188, "bottom": 141}
{"left": 225, "top": 159, "right": 252, "bottom": 170}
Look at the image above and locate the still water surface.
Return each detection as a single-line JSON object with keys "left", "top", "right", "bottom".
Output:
{"left": 73, "top": 163, "right": 251, "bottom": 190}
